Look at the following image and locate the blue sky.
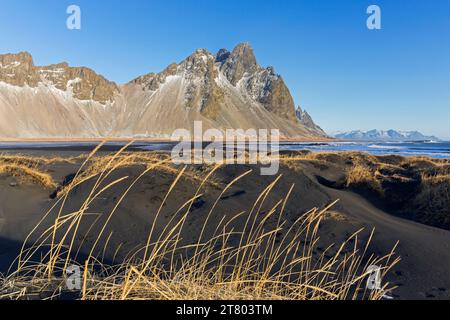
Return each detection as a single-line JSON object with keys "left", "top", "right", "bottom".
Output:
{"left": 1, "top": 0, "right": 449, "bottom": 138}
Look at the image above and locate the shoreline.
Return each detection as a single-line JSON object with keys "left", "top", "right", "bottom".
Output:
{"left": 0, "top": 139, "right": 448, "bottom": 160}
{"left": 0, "top": 137, "right": 337, "bottom": 143}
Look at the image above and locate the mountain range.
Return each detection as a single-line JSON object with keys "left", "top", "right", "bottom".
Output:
{"left": 0, "top": 43, "right": 325, "bottom": 139}
{"left": 334, "top": 130, "right": 440, "bottom": 142}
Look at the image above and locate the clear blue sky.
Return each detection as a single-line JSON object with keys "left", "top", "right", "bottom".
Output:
{"left": 1, "top": 0, "right": 449, "bottom": 138}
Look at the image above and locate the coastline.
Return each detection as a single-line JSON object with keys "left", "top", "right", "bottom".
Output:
{"left": 1, "top": 138, "right": 448, "bottom": 160}
{"left": 0, "top": 137, "right": 337, "bottom": 143}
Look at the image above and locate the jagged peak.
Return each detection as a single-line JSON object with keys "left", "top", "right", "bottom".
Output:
{"left": 265, "top": 66, "right": 276, "bottom": 75}
{"left": 193, "top": 48, "right": 211, "bottom": 55}
{"left": 184, "top": 48, "right": 214, "bottom": 62}
{"left": 216, "top": 43, "right": 261, "bottom": 85}
{"left": 177, "top": 48, "right": 216, "bottom": 73}
{"left": 296, "top": 105, "right": 313, "bottom": 118}
{"left": 296, "top": 106, "right": 312, "bottom": 118}
{"left": 295, "top": 105, "right": 326, "bottom": 136}
{"left": 230, "top": 42, "right": 258, "bottom": 69}
{"left": 215, "top": 48, "right": 230, "bottom": 63}
{"left": 232, "top": 42, "right": 254, "bottom": 55}
{"left": 133, "top": 43, "right": 271, "bottom": 89}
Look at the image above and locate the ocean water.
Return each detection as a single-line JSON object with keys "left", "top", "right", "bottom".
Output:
{"left": 280, "top": 141, "right": 450, "bottom": 159}
{"left": 0, "top": 141, "right": 449, "bottom": 159}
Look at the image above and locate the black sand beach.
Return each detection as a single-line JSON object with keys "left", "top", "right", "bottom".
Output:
{"left": 0, "top": 147, "right": 449, "bottom": 300}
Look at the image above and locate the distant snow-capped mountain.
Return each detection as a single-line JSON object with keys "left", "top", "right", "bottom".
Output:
{"left": 334, "top": 130, "right": 440, "bottom": 142}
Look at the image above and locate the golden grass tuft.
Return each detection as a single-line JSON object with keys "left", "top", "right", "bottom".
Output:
{"left": 0, "top": 153, "right": 85, "bottom": 188}
{"left": 346, "top": 163, "right": 383, "bottom": 195}
{"left": 54, "top": 151, "right": 222, "bottom": 198}
{"left": 411, "top": 172, "right": 450, "bottom": 227}
{"left": 0, "top": 157, "right": 56, "bottom": 188}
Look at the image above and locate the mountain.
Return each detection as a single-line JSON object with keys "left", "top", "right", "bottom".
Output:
{"left": 295, "top": 106, "right": 326, "bottom": 136}
{"left": 0, "top": 44, "right": 326, "bottom": 139}
{"left": 334, "top": 130, "right": 440, "bottom": 142}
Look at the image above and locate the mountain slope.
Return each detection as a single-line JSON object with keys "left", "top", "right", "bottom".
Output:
{"left": 0, "top": 44, "right": 326, "bottom": 139}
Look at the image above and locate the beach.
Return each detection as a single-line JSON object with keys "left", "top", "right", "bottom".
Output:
{"left": 0, "top": 146, "right": 449, "bottom": 299}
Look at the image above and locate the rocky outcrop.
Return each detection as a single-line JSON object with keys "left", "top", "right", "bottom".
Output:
{"left": 216, "top": 43, "right": 297, "bottom": 122}
{"left": 0, "top": 52, "right": 40, "bottom": 87}
{"left": 0, "top": 52, "right": 118, "bottom": 103}
{"left": 218, "top": 43, "right": 259, "bottom": 86}
{"left": 37, "top": 63, "right": 119, "bottom": 103}
{"left": 296, "top": 106, "right": 326, "bottom": 136}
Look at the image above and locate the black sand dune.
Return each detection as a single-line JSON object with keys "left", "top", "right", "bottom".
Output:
{"left": 0, "top": 149, "right": 449, "bottom": 300}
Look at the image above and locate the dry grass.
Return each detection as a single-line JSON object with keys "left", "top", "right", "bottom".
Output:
{"left": 0, "top": 153, "right": 85, "bottom": 188}
{"left": 421, "top": 173, "right": 450, "bottom": 185}
{"left": 352, "top": 154, "right": 450, "bottom": 208}
{"left": 323, "top": 211, "right": 350, "bottom": 222}
{"left": 0, "top": 153, "right": 81, "bottom": 166}
{"left": 279, "top": 152, "right": 333, "bottom": 172}
{"left": 0, "top": 156, "right": 56, "bottom": 188}
{"left": 416, "top": 172, "right": 450, "bottom": 225}
{"left": 281, "top": 151, "right": 450, "bottom": 229}
{"left": 54, "top": 150, "right": 222, "bottom": 198}
{"left": 280, "top": 152, "right": 328, "bottom": 164}
{"left": 0, "top": 146, "right": 399, "bottom": 300}
{"left": 346, "top": 163, "right": 383, "bottom": 195}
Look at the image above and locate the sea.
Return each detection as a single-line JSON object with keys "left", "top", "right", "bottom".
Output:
{"left": 280, "top": 141, "right": 450, "bottom": 159}
{"left": 0, "top": 140, "right": 449, "bottom": 159}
